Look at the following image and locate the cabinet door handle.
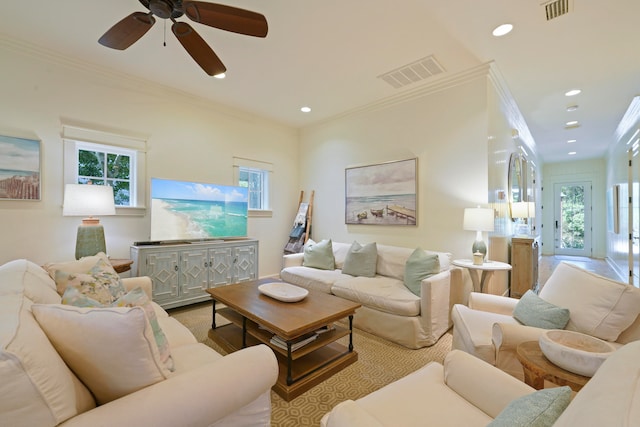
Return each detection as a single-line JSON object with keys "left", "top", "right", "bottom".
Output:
{"left": 174, "top": 265, "right": 178, "bottom": 271}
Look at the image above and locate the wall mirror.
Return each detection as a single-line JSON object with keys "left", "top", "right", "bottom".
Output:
{"left": 507, "top": 152, "right": 526, "bottom": 220}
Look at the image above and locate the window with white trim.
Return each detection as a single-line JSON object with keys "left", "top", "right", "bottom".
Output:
{"left": 76, "top": 142, "right": 135, "bottom": 206}
{"left": 62, "top": 125, "right": 147, "bottom": 214}
{"left": 233, "top": 157, "right": 272, "bottom": 216}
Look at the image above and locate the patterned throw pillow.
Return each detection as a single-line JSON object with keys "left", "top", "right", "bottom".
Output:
{"left": 53, "top": 258, "right": 126, "bottom": 304}
{"left": 61, "top": 286, "right": 174, "bottom": 372}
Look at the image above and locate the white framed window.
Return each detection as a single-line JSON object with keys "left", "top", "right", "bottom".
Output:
{"left": 233, "top": 157, "right": 272, "bottom": 217}
{"left": 62, "top": 124, "right": 147, "bottom": 215}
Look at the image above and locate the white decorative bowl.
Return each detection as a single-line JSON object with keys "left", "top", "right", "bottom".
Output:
{"left": 539, "top": 330, "right": 615, "bottom": 377}
{"left": 258, "top": 282, "right": 309, "bottom": 302}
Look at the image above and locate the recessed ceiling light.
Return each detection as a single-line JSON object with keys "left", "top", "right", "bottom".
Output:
{"left": 566, "top": 105, "right": 579, "bottom": 112}
{"left": 567, "top": 139, "right": 576, "bottom": 143}
{"left": 492, "top": 24, "right": 513, "bottom": 37}
{"left": 568, "top": 151, "right": 577, "bottom": 155}
{"left": 300, "top": 106, "right": 311, "bottom": 113}
{"left": 214, "top": 73, "right": 225, "bottom": 79}
{"left": 565, "top": 120, "right": 579, "bottom": 126}
{"left": 565, "top": 89, "right": 581, "bottom": 97}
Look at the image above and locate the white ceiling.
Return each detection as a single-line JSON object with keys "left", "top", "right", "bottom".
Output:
{"left": 3, "top": 0, "right": 640, "bottom": 163}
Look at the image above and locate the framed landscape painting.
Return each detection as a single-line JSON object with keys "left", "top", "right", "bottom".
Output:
{"left": 345, "top": 158, "right": 417, "bottom": 225}
{"left": 0, "top": 135, "right": 41, "bottom": 200}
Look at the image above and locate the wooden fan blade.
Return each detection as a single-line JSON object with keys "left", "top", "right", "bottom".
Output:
{"left": 172, "top": 22, "right": 226, "bottom": 76}
{"left": 183, "top": 1, "right": 268, "bottom": 38}
{"left": 99, "top": 12, "right": 156, "bottom": 50}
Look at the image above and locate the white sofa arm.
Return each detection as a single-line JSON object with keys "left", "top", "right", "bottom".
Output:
{"left": 444, "top": 350, "right": 535, "bottom": 419}
{"left": 322, "top": 400, "right": 385, "bottom": 427}
{"left": 283, "top": 252, "right": 304, "bottom": 268}
{"left": 122, "top": 276, "right": 153, "bottom": 300}
{"left": 468, "top": 292, "right": 518, "bottom": 315}
{"left": 420, "top": 270, "right": 452, "bottom": 333}
{"left": 59, "top": 345, "right": 278, "bottom": 427}
{"left": 492, "top": 322, "right": 546, "bottom": 378}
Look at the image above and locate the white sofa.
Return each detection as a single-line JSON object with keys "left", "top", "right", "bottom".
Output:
{"left": 321, "top": 340, "right": 640, "bottom": 427}
{"left": 451, "top": 261, "right": 640, "bottom": 379}
{"left": 0, "top": 257, "right": 278, "bottom": 427}
{"left": 281, "top": 241, "right": 464, "bottom": 349}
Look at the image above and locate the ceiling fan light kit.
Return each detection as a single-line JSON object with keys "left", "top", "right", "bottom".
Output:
{"left": 99, "top": 0, "right": 268, "bottom": 76}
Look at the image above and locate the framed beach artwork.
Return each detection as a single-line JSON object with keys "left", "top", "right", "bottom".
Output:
{"left": 345, "top": 158, "right": 417, "bottom": 225}
{"left": 0, "top": 135, "right": 41, "bottom": 201}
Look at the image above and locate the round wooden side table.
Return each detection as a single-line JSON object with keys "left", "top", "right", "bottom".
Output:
{"left": 452, "top": 259, "right": 512, "bottom": 293}
{"left": 516, "top": 340, "right": 590, "bottom": 392}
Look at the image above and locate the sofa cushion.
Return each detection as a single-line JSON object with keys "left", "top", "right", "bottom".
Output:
{"left": 32, "top": 303, "right": 172, "bottom": 405}
{"left": 342, "top": 241, "right": 378, "bottom": 277}
{"left": 513, "top": 290, "right": 570, "bottom": 330}
{"left": 280, "top": 266, "right": 349, "bottom": 294}
{"left": 488, "top": 386, "right": 571, "bottom": 427}
{"left": 553, "top": 340, "right": 640, "bottom": 427}
{"left": 303, "top": 239, "right": 336, "bottom": 270}
{"left": 539, "top": 262, "right": 640, "bottom": 341}
{"left": 404, "top": 248, "right": 440, "bottom": 296}
{"left": 332, "top": 276, "right": 421, "bottom": 317}
{"left": 0, "top": 260, "right": 95, "bottom": 426}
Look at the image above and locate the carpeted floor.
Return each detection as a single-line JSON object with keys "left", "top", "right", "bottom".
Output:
{"left": 169, "top": 302, "right": 453, "bottom": 426}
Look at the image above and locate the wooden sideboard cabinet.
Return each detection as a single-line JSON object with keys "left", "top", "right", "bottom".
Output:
{"left": 130, "top": 239, "right": 258, "bottom": 309}
{"left": 510, "top": 236, "right": 539, "bottom": 298}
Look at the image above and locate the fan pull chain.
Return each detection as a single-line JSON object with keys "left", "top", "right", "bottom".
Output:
{"left": 163, "top": 20, "right": 166, "bottom": 47}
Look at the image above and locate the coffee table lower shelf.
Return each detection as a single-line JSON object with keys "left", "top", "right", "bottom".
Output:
{"left": 209, "top": 324, "right": 358, "bottom": 401}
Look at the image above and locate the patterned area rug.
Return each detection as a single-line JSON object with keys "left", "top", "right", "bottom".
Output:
{"left": 170, "top": 302, "right": 453, "bottom": 426}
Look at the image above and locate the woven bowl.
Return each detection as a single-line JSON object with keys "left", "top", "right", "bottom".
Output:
{"left": 539, "top": 330, "right": 615, "bottom": 377}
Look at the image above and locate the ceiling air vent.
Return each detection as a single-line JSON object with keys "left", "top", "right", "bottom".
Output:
{"left": 542, "top": 0, "right": 573, "bottom": 21}
{"left": 378, "top": 55, "right": 445, "bottom": 89}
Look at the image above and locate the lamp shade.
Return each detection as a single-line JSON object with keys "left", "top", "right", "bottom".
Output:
{"left": 463, "top": 207, "right": 495, "bottom": 232}
{"left": 63, "top": 184, "right": 116, "bottom": 217}
{"left": 511, "top": 201, "right": 535, "bottom": 219}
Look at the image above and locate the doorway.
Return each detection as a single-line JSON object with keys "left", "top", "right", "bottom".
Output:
{"left": 553, "top": 182, "right": 592, "bottom": 256}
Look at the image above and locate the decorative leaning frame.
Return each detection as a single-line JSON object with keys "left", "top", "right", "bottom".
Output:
{"left": 345, "top": 158, "right": 417, "bottom": 226}
{"left": 0, "top": 134, "right": 41, "bottom": 201}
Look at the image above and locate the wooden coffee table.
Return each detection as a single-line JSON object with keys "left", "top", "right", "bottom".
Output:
{"left": 206, "top": 278, "right": 361, "bottom": 401}
{"left": 516, "top": 341, "right": 590, "bottom": 392}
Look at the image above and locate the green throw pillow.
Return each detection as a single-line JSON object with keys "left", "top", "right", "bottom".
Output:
{"left": 404, "top": 248, "right": 440, "bottom": 296}
{"left": 513, "top": 290, "right": 570, "bottom": 329}
{"left": 303, "top": 239, "right": 336, "bottom": 270}
{"left": 488, "top": 386, "right": 571, "bottom": 427}
{"left": 342, "top": 241, "right": 378, "bottom": 277}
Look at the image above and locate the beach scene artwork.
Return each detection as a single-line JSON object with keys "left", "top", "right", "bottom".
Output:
{"left": 150, "top": 178, "right": 248, "bottom": 241}
{"left": 0, "top": 135, "right": 40, "bottom": 200}
{"left": 345, "top": 158, "right": 417, "bottom": 225}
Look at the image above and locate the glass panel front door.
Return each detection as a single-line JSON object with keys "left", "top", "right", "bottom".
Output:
{"left": 553, "top": 182, "right": 592, "bottom": 256}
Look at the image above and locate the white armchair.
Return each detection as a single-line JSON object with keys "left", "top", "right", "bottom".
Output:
{"left": 321, "top": 340, "right": 640, "bottom": 427}
{"left": 451, "top": 261, "right": 640, "bottom": 378}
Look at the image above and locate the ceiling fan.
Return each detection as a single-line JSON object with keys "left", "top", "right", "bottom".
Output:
{"left": 98, "top": 0, "right": 268, "bottom": 76}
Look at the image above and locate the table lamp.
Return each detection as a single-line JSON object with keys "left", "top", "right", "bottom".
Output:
{"left": 463, "top": 206, "right": 495, "bottom": 261}
{"left": 63, "top": 184, "right": 116, "bottom": 259}
{"left": 511, "top": 201, "right": 535, "bottom": 235}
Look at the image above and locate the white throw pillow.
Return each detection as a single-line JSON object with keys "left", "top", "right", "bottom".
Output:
{"left": 540, "top": 262, "right": 640, "bottom": 341}
{"left": 32, "top": 304, "right": 172, "bottom": 404}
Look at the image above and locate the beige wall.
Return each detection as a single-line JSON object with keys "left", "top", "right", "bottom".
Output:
{"left": 0, "top": 42, "right": 300, "bottom": 276}
{"left": 298, "top": 72, "right": 490, "bottom": 260}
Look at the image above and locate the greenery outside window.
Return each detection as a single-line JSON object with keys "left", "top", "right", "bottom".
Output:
{"left": 62, "top": 124, "right": 147, "bottom": 215}
{"left": 233, "top": 157, "right": 272, "bottom": 217}
{"left": 77, "top": 142, "right": 134, "bottom": 207}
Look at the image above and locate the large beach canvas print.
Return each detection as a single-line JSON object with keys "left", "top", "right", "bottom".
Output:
{"left": 345, "top": 158, "right": 417, "bottom": 225}
{"left": 0, "top": 135, "right": 40, "bottom": 200}
{"left": 150, "top": 178, "right": 248, "bottom": 241}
